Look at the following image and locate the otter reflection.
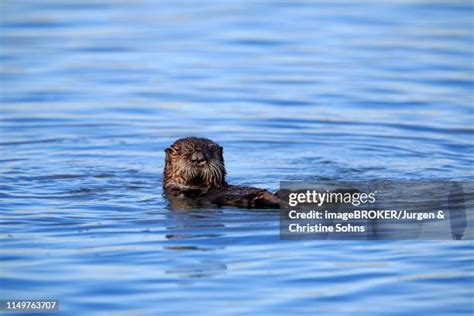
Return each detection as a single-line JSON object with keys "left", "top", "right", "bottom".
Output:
{"left": 164, "top": 209, "right": 228, "bottom": 279}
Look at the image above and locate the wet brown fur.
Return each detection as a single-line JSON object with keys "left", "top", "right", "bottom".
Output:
{"left": 163, "top": 137, "right": 280, "bottom": 208}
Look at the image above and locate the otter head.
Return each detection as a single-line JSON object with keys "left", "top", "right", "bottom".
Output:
{"left": 163, "top": 137, "right": 226, "bottom": 190}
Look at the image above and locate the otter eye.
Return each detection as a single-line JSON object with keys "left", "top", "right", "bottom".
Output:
{"left": 208, "top": 144, "right": 223, "bottom": 154}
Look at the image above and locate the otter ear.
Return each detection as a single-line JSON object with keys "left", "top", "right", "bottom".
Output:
{"left": 165, "top": 147, "right": 172, "bottom": 163}
{"left": 218, "top": 145, "right": 224, "bottom": 160}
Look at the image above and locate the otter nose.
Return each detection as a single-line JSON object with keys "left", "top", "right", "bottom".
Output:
{"left": 191, "top": 151, "right": 206, "bottom": 163}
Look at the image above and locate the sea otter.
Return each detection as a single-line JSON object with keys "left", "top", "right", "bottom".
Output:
{"left": 163, "top": 137, "right": 280, "bottom": 209}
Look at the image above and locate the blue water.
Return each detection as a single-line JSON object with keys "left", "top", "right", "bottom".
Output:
{"left": 1, "top": 0, "right": 473, "bottom": 315}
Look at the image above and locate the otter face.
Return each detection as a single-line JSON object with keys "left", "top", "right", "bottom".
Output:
{"left": 164, "top": 137, "right": 226, "bottom": 188}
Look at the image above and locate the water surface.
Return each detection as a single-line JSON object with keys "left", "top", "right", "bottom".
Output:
{"left": 1, "top": 1, "right": 473, "bottom": 315}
